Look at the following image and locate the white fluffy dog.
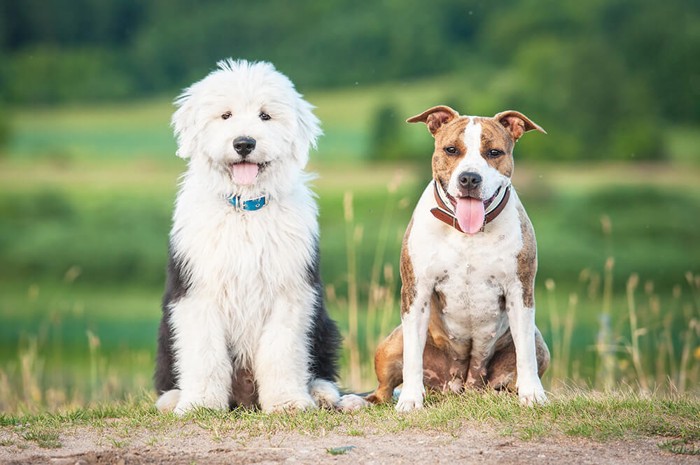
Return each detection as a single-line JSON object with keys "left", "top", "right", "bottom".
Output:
{"left": 154, "top": 59, "right": 358, "bottom": 414}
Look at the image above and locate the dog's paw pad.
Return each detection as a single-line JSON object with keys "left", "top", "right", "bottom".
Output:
{"left": 155, "top": 389, "right": 181, "bottom": 413}
{"left": 336, "top": 394, "right": 369, "bottom": 411}
{"left": 395, "top": 396, "right": 424, "bottom": 412}
{"left": 266, "top": 396, "right": 318, "bottom": 413}
{"left": 518, "top": 388, "right": 548, "bottom": 407}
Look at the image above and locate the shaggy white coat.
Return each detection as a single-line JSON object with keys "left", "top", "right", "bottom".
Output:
{"left": 157, "top": 59, "right": 347, "bottom": 414}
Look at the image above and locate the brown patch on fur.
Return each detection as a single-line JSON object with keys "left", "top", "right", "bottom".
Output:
{"left": 230, "top": 367, "right": 257, "bottom": 408}
{"left": 486, "top": 328, "right": 550, "bottom": 390}
{"left": 478, "top": 119, "right": 515, "bottom": 177}
{"left": 400, "top": 218, "right": 416, "bottom": 315}
{"left": 425, "top": 291, "right": 471, "bottom": 391}
{"left": 431, "top": 117, "right": 470, "bottom": 189}
{"left": 516, "top": 204, "right": 537, "bottom": 308}
{"left": 427, "top": 291, "right": 451, "bottom": 353}
{"left": 367, "top": 316, "right": 472, "bottom": 403}
{"left": 366, "top": 326, "right": 404, "bottom": 404}
{"left": 423, "top": 339, "right": 469, "bottom": 393}
{"left": 368, "top": 290, "right": 474, "bottom": 403}
{"left": 428, "top": 291, "right": 471, "bottom": 360}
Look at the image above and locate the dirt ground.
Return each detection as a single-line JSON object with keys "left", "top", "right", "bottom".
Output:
{"left": 1, "top": 423, "right": 698, "bottom": 465}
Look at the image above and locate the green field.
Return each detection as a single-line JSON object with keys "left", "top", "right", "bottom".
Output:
{"left": 1, "top": 89, "right": 699, "bottom": 412}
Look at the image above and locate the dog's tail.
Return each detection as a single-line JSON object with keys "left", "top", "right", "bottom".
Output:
{"left": 310, "top": 379, "right": 369, "bottom": 411}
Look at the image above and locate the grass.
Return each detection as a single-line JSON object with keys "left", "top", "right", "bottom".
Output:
{"left": 0, "top": 160, "right": 698, "bottom": 405}
{"left": 6, "top": 98, "right": 176, "bottom": 162}
{"left": 0, "top": 391, "right": 698, "bottom": 454}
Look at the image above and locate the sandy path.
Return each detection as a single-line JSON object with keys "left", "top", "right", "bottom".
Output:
{"left": 1, "top": 423, "right": 697, "bottom": 465}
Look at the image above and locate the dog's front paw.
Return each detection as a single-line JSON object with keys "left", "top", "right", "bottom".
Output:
{"left": 155, "top": 389, "right": 181, "bottom": 413}
{"left": 173, "top": 400, "right": 195, "bottom": 416}
{"left": 172, "top": 390, "right": 228, "bottom": 415}
{"left": 264, "top": 394, "right": 318, "bottom": 413}
{"left": 174, "top": 399, "right": 226, "bottom": 416}
{"left": 518, "top": 381, "right": 547, "bottom": 407}
{"left": 395, "top": 388, "right": 424, "bottom": 412}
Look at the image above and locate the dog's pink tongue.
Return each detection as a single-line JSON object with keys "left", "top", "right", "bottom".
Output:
{"left": 455, "top": 197, "right": 485, "bottom": 234}
{"left": 231, "top": 162, "right": 259, "bottom": 185}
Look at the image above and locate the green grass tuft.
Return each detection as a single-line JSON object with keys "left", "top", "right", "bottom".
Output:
{"left": 0, "top": 391, "right": 698, "bottom": 454}
{"left": 658, "top": 438, "right": 700, "bottom": 456}
{"left": 326, "top": 445, "right": 356, "bottom": 455}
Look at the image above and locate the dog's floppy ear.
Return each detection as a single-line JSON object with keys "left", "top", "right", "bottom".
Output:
{"left": 292, "top": 96, "right": 322, "bottom": 167}
{"left": 494, "top": 110, "right": 546, "bottom": 142}
{"left": 407, "top": 105, "right": 460, "bottom": 136}
{"left": 171, "top": 89, "right": 199, "bottom": 159}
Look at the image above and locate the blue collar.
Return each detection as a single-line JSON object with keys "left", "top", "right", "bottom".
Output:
{"left": 227, "top": 194, "right": 268, "bottom": 211}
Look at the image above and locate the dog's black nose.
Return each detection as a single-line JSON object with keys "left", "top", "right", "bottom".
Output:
{"left": 233, "top": 136, "right": 256, "bottom": 156}
{"left": 458, "top": 171, "right": 482, "bottom": 189}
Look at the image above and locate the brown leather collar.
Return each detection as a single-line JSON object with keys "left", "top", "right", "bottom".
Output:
{"left": 430, "top": 180, "right": 511, "bottom": 233}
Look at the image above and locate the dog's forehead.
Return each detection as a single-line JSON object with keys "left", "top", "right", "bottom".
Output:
{"left": 476, "top": 118, "right": 512, "bottom": 147}
{"left": 195, "top": 70, "right": 295, "bottom": 108}
{"left": 435, "top": 116, "right": 511, "bottom": 149}
{"left": 435, "top": 117, "right": 471, "bottom": 143}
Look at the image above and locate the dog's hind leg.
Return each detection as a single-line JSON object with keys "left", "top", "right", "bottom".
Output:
{"left": 366, "top": 326, "right": 404, "bottom": 404}
{"left": 229, "top": 367, "right": 257, "bottom": 409}
{"left": 487, "top": 327, "right": 550, "bottom": 391}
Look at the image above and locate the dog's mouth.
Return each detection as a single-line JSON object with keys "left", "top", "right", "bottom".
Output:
{"left": 453, "top": 189, "right": 500, "bottom": 235}
{"left": 454, "top": 196, "right": 485, "bottom": 235}
{"left": 229, "top": 161, "right": 270, "bottom": 185}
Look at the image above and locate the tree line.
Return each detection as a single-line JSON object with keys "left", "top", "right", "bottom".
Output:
{"left": 1, "top": 0, "right": 698, "bottom": 160}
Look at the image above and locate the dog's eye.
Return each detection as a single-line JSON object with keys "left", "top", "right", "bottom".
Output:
{"left": 259, "top": 112, "right": 271, "bottom": 121}
{"left": 486, "top": 149, "right": 505, "bottom": 158}
{"left": 221, "top": 111, "right": 232, "bottom": 120}
{"left": 444, "top": 146, "right": 460, "bottom": 156}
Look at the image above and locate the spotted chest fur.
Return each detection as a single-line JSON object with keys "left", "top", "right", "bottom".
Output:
{"left": 406, "top": 184, "right": 528, "bottom": 360}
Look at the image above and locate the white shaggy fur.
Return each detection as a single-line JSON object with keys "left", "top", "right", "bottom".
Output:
{"left": 157, "top": 59, "right": 351, "bottom": 414}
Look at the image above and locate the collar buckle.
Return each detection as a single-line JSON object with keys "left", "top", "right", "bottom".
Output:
{"left": 227, "top": 194, "right": 268, "bottom": 212}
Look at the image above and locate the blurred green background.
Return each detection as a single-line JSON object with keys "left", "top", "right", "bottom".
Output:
{"left": 0, "top": 0, "right": 698, "bottom": 411}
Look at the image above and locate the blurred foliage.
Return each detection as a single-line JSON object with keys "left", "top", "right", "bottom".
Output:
{"left": 0, "top": 190, "right": 171, "bottom": 286}
{"left": 368, "top": 103, "right": 416, "bottom": 161}
{"left": 0, "top": 104, "right": 8, "bottom": 153}
{"left": 0, "top": 0, "right": 698, "bottom": 161}
{"left": 0, "top": 179, "right": 697, "bottom": 290}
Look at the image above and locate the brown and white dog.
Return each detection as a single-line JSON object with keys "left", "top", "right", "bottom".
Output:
{"left": 367, "top": 105, "right": 550, "bottom": 410}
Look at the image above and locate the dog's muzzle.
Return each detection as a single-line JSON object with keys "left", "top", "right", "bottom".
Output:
{"left": 458, "top": 171, "right": 482, "bottom": 192}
